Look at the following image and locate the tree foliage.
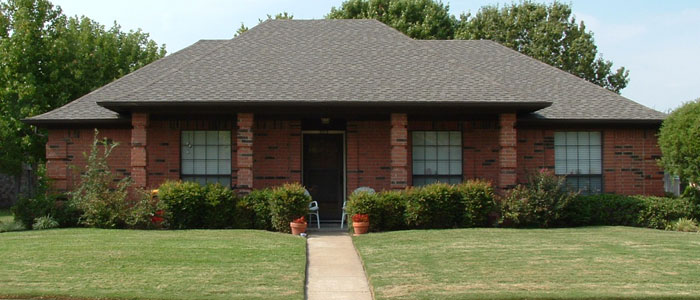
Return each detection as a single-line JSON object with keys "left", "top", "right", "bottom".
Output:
{"left": 455, "top": 1, "right": 628, "bottom": 93}
{"left": 327, "top": 0, "right": 628, "bottom": 93}
{"left": 327, "top": 0, "right": 455, "bottom": 39}
{"left": 0, "top": 0, "right": 166, "bottom": 174}
{"left": 658, "top": 98, "right": 700, "bottom": 185}
{"left": 235, "top": 12, "right": 294, "bottom": 37}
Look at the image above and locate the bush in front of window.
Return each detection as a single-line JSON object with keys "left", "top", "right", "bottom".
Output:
{"left": 499, "top": 170, "right": 577, "bottom": 228}
{"left": 158, "top": 181, "right": 206, "bottom": 229}
{"left": 636, "top": 196, "right": 699, "bottom": 230}
{"left": 455, "top": 180, "right": 497, "bottom": 227}
{"left": 405, "top": 183, "right": 464, "bottom": 229}
{"left": 268, "top": 183, "right": 311, "bottom": 233}
{"left": 234, "top": 188, "right": 274, "bottom": 230}
{"left": 203, "top": 183, "right": 237, "bottom": 228}
{"left": 563, "top": 194, "right": 645, "bottom": 227}
{"left": 346, "top": 190, "right": 407, "bottom": 232}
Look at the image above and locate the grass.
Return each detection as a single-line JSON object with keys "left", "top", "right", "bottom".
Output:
{"left": 0, "top": 228, "right": 306, "bottom": 300}
{"left": 353, "top": 226, "right": 700, "bottom": 300}
{"left": 0, "top": 208, "right": 13, "bottom": 224}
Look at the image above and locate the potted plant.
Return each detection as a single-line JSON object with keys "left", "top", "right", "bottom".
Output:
{"left": 290, "top": 216, "right": 307, "bottom": 235}
{"left": 352, "top": 214, "right": 369, "bottom": 235}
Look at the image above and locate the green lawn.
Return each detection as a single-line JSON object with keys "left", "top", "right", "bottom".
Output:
{"left": 353, "top": 227, "right": 700, "bottom": 300}
{"left": 0, "top": 229, "right": 306, "bottom": 300}
{"left": 0, "top": 208, "right": 13, "bottom": 224}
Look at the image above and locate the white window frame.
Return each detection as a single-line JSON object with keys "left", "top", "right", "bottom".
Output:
{"left": 180, "top": 130, "right": 232, "bottom": 186}
{"left": 554, "top": 131, "right": 603, "bottom": 194}
{"left": 411, "top": 131, "right": 462, "bottom": 186}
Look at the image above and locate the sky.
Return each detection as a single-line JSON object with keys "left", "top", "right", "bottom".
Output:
{"left": 51, "top": 0, "right": 700, "bottom": 113}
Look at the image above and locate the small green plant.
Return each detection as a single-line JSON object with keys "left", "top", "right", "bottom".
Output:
{"left": 32, "top": 216, "right": 59, "bottom": 230}
{"left": 69, "top": 130, "right": 132, "bottom": 228}
{"left": 666, "top": 218, "right": 699, "bottom": 232}
{"left": 269, "top": 183, "right": 310, "bottom": 233}
{"left": 500, "top": 170, "right": 577, "bottom": 228}
{"left": 636, "top": 196, "right": 697, "bottom": 229}
{"left": 0, "top": 221, "right": 26, "bottom": 232}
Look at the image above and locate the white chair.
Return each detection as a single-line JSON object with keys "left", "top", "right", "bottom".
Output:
{"left": 341, "top": 187, "right": 375, "bottom": 229}
{"left": 305, "top": 189, "right": 320, "bottom": 229}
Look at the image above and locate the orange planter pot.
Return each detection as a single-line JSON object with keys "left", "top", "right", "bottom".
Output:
{"left": 353, "top": 221, "right": 369, "bottom": 235}
{"left": 290, "top": 222, "right": 307, "bottom": 235}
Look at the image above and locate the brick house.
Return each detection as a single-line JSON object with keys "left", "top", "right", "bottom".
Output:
{"left": 26, "top": 20, "right": 666, "bottom": 221}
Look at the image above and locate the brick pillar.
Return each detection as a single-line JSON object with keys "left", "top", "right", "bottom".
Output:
{"left": 390, "top": 113, "right": 408, "bottom": 189}
{"left": 237, "top": 113, "right": 254, "bottom": 194}
{"left": 130, "top": 112, "right": 149, "bottom": 188}
{"left": 499, "top": 113, "right": 517, "bottom": 192}
{"left": 46, "top": 130, "right": 69, "bottom": 192}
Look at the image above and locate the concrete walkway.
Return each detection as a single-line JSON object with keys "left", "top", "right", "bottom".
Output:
{"left": 306, "top": 231, "right": 373, "bottom": 300}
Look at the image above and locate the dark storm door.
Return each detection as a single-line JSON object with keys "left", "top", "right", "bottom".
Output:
{"left": 303, "top": 134, "right": 344, "bottom": 221}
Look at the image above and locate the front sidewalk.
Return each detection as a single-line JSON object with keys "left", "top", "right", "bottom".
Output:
{"left": 305, "top": 231, "right": 372, "bottom": 300}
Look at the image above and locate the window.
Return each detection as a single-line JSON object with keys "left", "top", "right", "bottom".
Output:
{"left": 554, "top": 132, "right": 602, "bottom": 194}
{"left": 412, "top": 131, "right": 462, "bottom": 186}
{"left": 181, "top": 131, "right": 232, "bottom": 186}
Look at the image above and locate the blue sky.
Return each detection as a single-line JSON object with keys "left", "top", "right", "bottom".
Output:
{"left": 52, "top": 0, "right": 700, "bottom": 113}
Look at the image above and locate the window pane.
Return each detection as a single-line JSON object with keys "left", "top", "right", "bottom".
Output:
{"left": 413, "top": 161, "right": 425, "bottom": 175}
{"left": 424, "top": 161, "right": 437, "bottom": 175}
{"left": 449, "top": 146, "right": 461, "bottom": 160}
{"left": 449, "top": 132, "right": 461, "bottom": 145}
{"left": 566, "top": 160, "right": 578, "bottom": 174}
{"left": 566, "top": 132, "right": 578, "bottom": 145}
{"left": 590, "top": 160, "right": 602, "bottom": 174}
{"left": 412, "top": 132, "right": 425, "bottom": 146}
{"left": 437, "top": 146, "right": 449, "bottom": 160}
{"left": 437, "top": 132, "right": 450, "bottom": 145}
{"left": 449, "top": 161, "right": 461, "bottom": 175}
{"left": 589, "top": 132, "right": 601, "bottom": 145}
{"left": 181, "top": 131, "right": 193, "bottom": 145}
{"left": 195, "top": 177, "right": 206, "bottom": 186}
{"left": 194, "top": 160, "right": 206, "bottom": 175}
{"left": 577, "top": 132, "right": 590, "bottom": 146}
{"left": 578, "top": 161, "right": 590, "bottom": 174}
{"left": 413, "top": 177, "right": 425, "bottom": 186}
{"left": 425, "top": 146, "right": 437, "bottom": 160}
{"left": 218, "top": 145, "right": 230, "bottom": 159}
{"left": 449, "top": 176, "right": 462, "bottom": 185}
{"left": 194, "top": 131, "right": 206, "bottom": 145}
{"left": 437, "top": 161, "right": 449, "bottom": 175}
{"left": 194, "top": 145, "right": 206, "bottom": 159}
{"left": 182, "top": 160, "right": 194, "bottom": 174}
{"left": 566, "top": 146, "right": 577, "bottom": 159}
{"left": 413, "top": 146, "right": 425, "bottom": 160}
{"left": 218, "top": 160, "right": 231, "bottom": 175}
{"left": 554, "top": 132, "right": 566, "bottom": 146}
{"left": 181, "top": 146, "right": 193, "bottom": 159}
{"left": 206, "top": 131, "right": 218, "bottom": 145}
{"left": 578, "top": 146, "right": 590, "bottom": 160}
{"left": 555, "top": 160, "right": 566, "bottom": 175}
{"left": 206, "top": 146, "right": 218, "bottom": 159}
{"left": 425, "top": 132, "right": 437, "bottom": 145}
{"left": 590, "top": 176, "right": 602, "bottom": 193}
{"left": 555, "top": 146, "right": 566, "bottom": 161}
{"left": 590, "top": 146, "right": 601, "bottom": 160}
{"left": 219, "top": 131, "right": 231, "bottom": 145}
{"left": 206, "top": 160, "right": 218, "bottom": 174}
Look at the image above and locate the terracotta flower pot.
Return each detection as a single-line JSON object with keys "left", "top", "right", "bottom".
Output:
{"left": 290, "top": 222, "right": 308, "bottom": 235}
{"left": 353, "top": 221, "right": 369, "bottom": 235}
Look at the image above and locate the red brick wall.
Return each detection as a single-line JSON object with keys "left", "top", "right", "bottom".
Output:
{"left": 517, "top": 127, "right": 664, "bottom": 196}
{"left": 46, "top": 128, "right": 131, "bottom": 192}
{"left": 347, "top": 120, "right": 392, "bottom": 194}
{"left": 253, "top": 118, "right": 302, "bottom": 189}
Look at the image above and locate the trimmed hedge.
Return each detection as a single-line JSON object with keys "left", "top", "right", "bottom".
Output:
{"left": 158, "top": 181, "right": 237, "bottom": 229}
{"left": 268, "top": 183, "right": 311, "bottom": 233}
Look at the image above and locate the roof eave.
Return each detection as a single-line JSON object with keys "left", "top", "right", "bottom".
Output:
{"left": 517, "top": 117, "right": 664, "bottom": 127}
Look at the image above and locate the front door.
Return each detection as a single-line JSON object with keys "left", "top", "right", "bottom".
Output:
{"left": 303, "top": 133, "right": 344, "bottom": 221}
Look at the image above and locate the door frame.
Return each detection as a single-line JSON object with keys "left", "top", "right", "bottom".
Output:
{"left": 301, "top": 130, "right": 346, "bottom": 221}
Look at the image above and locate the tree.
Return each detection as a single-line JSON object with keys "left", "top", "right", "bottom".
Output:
{"left": 658, "top": 98, "right": 700, "bottom": 187}
{"left": 455, "top": 1, "right": 628, "bottom": 93}
{"left": 327, "top": 0, "right": 455, "bottom": 39}
{"left": 0, "top": 0, "right": 166, "bottom": 175}
{"left": 235, "top": 12, "right": 294, "bottom": 37}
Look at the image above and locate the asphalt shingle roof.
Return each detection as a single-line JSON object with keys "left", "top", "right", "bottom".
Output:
{"left": 27, "top": 19, "right": 665, "bottom": 123}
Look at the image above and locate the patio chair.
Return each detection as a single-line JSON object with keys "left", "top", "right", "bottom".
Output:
{"left": 305, "top": 189, "right": 320, "bottom": 229}
{"left": 341, "top": 186, "right": 375, "bottom": 229}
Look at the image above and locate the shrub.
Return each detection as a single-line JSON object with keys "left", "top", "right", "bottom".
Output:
{"left": 125, "top": 190, "right": 168, "bottom": 229}
{"left": 666, "top": 218, "right": 699, "bottom": 232}
{"left": 636, "top": 196, "right": 697, "bottom": 229}
{"left": 158, "top": 181, "right": 205, "bottom": 229}
{"left": 33, "top": 216, "right": 59, "bottom": 230}
{"left": 564, "top": 194, "right": 645, "bottom": 227}
{"left": 269, "top": 183, "right": 310, "bottom": 233}
{"left": 68, "top": 130, "right": 131, "bottom": 228}
{"left": 405, "top": 183, "right": 463, "bottom": 229}
{"left": 0, "top": 221, "right": 25, "bottom": 233}
{"left": 500, "top": 170, "right": 576, "bottom": 228}
{"left": 658, "top": 98, "right": 700, "bottom": 187}
{"left": 455, "top": 180, "right": 497, "bottom": 227}
{"left": 12, "top": 165, "right": 79, "bottom": 229}
{"left": 234, "top": 188, "right": 274, "bottom": 230}
{"left": 202, "top": 183, "right": 237, "bottom": 229}
{"left": 346, "top": 190, "right": 406, "bottom": 232}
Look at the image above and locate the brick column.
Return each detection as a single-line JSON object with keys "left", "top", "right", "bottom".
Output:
{"left": 46, "top": 130, "right": 69, "bottom": 192}
{"left": 499, "top": 113, "right": 517, "bottom": 192}
{"left": 390, "top": 113, "right": 408, "bottom": 189}
{"left": 237, "top": 113, "right": 254, "bottom": 193}
{"left": 130, "top": 112, "right": 149, "bottom": 188}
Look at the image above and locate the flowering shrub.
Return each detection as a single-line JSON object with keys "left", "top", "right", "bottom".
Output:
{"left": 352, "top": 214, "right": 369, "bottom": 223}
{"left": 500, "top": 169, "right": 576, "bottom": 228}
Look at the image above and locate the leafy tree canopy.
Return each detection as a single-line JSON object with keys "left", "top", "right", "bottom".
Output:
{"left": 235, "top": 12, "right": 294, "bottom": 37}
{"left": 327, "top": 0, "right": 455, "bottom": 39}
{"left": 327, "top": 0, "right": 628, "bottom": 93}
{"left": 0, "top": 0, "right": 165, "bottom": 174}
{"left": 658, "top": 98, "right": 700, "bottom": 186}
